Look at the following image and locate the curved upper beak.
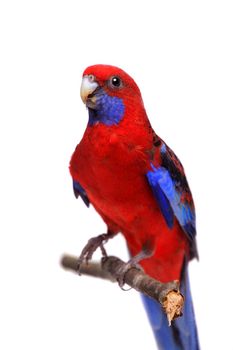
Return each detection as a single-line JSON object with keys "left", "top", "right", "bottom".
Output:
{"left": 80, "top": 75, "right": 99, "bottom": 108}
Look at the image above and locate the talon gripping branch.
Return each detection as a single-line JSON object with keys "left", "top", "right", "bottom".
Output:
{"left": 70, "top": 65, "right": 200, "bottom": 350}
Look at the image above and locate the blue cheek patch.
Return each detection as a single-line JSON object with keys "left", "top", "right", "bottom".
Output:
{"left": 88, "top": 93, "right": 125, "bottom": 126}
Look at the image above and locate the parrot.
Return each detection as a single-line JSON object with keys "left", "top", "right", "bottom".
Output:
{"left": 69, "top": 64, "right": 200, "bottom": 350}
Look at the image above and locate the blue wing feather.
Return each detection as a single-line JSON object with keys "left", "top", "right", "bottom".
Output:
{"left": 146, "top": 140, "right": 197, "bottom": 257}
{"left": 146, "top": 163, "right": 195, "bottom": 238}
{"left": 147, "top": 167, "right": 174, "bottom": 228}
{"left": 73, "top": 180, "right": 90, "bottom": 207}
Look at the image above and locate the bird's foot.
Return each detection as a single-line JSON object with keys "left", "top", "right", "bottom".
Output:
{"left": 117, "top": 246, "right": 154, "bottom": 289}
{"left": 77, "top": 231, "right": 114, "bottom": 274}
{"left": 116, "top": 258, "right": 143, "bottom": 290}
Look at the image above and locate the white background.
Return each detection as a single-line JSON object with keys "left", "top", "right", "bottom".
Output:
{"left": 0, "top": 1, "right": 233, "bottom": 349}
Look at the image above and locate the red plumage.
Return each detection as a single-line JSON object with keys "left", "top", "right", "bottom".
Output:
{"left": 70, "top": 65, "right": 191, "bottom": 283}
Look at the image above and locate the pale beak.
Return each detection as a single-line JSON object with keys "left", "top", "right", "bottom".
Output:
{"left": 80, "top": 75, "right": 99, "bottom": 108}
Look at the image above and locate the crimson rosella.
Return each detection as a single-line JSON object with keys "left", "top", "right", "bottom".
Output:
{"left": 70, "top": 64, "right": 200, "bottom": 350}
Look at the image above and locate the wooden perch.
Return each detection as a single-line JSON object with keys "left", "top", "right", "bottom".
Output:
{"left": 61, "top": 254, "right": 184, "bottom": 325}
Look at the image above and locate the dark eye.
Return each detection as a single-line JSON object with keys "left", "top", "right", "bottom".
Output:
{"left": 109, "top": 76, "right": 122, "bottom": 88}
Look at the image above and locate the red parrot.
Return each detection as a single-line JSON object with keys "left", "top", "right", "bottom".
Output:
{"left": 70, "top": 65, "right": 199, "bottom": 349}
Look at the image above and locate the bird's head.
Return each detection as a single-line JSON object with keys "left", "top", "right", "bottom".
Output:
{"left": 80, "top": 64, "right": 144, "bottom": 126}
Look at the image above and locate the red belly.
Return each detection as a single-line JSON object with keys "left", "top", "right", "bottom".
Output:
{"left": 70, "top": 127, "right": 189, "bottom": 283}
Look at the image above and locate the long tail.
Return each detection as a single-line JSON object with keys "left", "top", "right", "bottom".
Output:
{"left": 141, "top": 266, "right": 200, "bottom": 350}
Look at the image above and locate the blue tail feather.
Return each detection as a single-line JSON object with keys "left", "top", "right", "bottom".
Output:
{"left": 141, "top": 267, "right": 199, "bottom": 349}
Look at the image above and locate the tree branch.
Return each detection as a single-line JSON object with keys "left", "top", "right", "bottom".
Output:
{"left": 61, "top": 254, "right": 184, "bottom": 325}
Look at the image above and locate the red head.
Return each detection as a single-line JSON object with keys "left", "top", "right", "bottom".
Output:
{"left": 80, "top": 64, "right": 146, "bottom": 127}
{"left": 83, "top": 64, "right": 141, "bottom": 97}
